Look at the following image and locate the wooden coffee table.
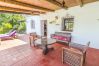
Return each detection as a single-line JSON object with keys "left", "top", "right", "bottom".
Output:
{"left": 35, "top": 38, "right": 56, "bottom": 55}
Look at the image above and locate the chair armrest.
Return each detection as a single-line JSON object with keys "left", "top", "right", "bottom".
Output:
{"left": 62, "top": 47, "right": 83, "bottom": 56}
{"left": 69, "top": 42, "right": 90, "bottom": 53}
{"left": 36, "top": 35, "right": 42, "bottom": 39}
{"left": 50, "top": 34, "right": 55, "bottom": 38}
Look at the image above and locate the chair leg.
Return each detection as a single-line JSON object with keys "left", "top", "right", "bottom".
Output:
{"left": 0, "top": 39, "right": 1, "bottom": 45}
{"left": 33, "top": 41, "right": 36, "bottom": 47}
{"left": 83, "top": 52, "right": 86, "bottom": 66}
{"left": 62, "top": 48, "right": 64, "bottom": 64}
{"left": 29, "top": 37, "right": 32, "bottom": 46}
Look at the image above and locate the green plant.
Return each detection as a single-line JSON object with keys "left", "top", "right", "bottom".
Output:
{"left": 0, "top": 13, "right": 26, "bottom": 34}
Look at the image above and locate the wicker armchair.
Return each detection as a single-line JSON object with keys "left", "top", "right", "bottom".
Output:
{"left": 62, "top": 42, "right": 90, "bottom": 66}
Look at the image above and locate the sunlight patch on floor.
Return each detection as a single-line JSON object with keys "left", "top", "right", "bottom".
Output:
{"left": 0, "top": 39, "right": 27, "bottom": 51}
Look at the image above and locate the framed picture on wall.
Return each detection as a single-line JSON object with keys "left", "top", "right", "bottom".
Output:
{"left": 31, "top": 20, "right": 35, "bottom": 29}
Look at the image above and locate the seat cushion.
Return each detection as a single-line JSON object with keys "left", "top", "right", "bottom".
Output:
{"left": 0, "top": 34, "right": 9, "bottom": 38}
{"left": 70, "top": 48, "right": 83, "bottom": 55}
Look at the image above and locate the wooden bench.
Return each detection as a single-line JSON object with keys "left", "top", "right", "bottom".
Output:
{"left": 51, "top": 32, "right": 71, "bottom": 45}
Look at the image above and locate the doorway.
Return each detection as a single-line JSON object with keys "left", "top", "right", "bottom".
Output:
{"left": 41, "top": 20, "right": 47, "bottom": 37}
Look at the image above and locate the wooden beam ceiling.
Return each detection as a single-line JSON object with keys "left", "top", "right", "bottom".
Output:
{"left": 46, "top": 0, "right": 68, "bottom": 9}
{"left": 0, "top": 0, "right": 47, "bottom": 15}
{"left": 0, "top": 0, "right": 98, "bottom": 15}
{"left": 0, "top": 0, "right": 54, "bottom": 12}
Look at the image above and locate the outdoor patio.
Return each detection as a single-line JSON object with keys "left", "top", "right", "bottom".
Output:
{"left": 0, "top": 40, "right": 99, "bottom": 66}
{"left": 0, "top": 0, "right": 99, "bottom": 66}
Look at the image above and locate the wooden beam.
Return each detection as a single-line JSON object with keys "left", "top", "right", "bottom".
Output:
{"left": 0, "top": 7, "right": 31, "bottom": 15}
{"left": 0, "top": 6, "right": 32, "bottom": 13}
{"left": 0, "top": 2, "right": 45, "bottom": 14}
{"left": 46, "top": 0, "right": 68, "bottom": 9}
{"left": 0, "top": 0, "right": 54, "bottom": 12}
{"left": 0, "top": 10, "right": 40, "bottom": 15}
{"left": 46, "top": 0, "right": 62, "bottom": 7}
{"left": 0, "top": 10, "right": 30, "bottom": 15}
{"left": 76, "top": 0, "right": 83, "bottom": 7}
{"left": 47, "top": 0, "right": 62, "bottom": 6}
{"left": 30, "top": 13, "right": 40, "bottom": 16}
{"left": 0, "top": 6, "right": 41, "bottom": 15}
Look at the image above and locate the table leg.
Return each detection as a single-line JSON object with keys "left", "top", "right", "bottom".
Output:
{"left": 43, "top": 45, "right": 54, "bottom": 55}
{"left": 43, "top": 45, "right": 49, "bottom": 55}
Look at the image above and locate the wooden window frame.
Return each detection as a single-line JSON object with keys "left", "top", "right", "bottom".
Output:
{"left": 62, "top": 17, "right": 74, "bottom": 32}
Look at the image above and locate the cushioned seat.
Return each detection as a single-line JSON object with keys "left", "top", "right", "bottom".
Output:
{"left": 0, "top": 30, "right": 17, "bottom": 40}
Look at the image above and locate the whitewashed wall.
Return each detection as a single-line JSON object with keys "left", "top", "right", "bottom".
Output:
{"left": 25, "top": 15, "right": 41, "bottom": 35}
{"left": 40, "top": 2, "right": 99, "bottom": 49}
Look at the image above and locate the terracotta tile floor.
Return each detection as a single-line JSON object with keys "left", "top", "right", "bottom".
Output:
{"left": 0, "top": 43, "right": 99, "bottom": 66}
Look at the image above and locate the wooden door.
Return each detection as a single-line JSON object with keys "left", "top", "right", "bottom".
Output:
{"left": 41, "top": 20, "right": 47, "bottom": 37}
